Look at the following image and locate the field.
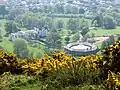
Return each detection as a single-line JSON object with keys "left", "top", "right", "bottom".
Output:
{"left": 88, "top": 27, "right": 120, "bottom": 36}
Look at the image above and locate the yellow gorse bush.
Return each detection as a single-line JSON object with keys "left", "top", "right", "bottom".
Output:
{"left": 0, "top": 50, "right": 22, "bottom": 75}
{"left": 79, "top": 54, "right": 103, "bottom": 69}
{"left": 107, "top": 70, "right": 120, "bottom": 89}
{"left": 20, "top": 52, "right": 74, "bottom": 75}
{"left": 0, "top": 41, "right": 120, "bottom": 89}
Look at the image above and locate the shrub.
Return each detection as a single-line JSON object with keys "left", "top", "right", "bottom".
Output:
{"left": 44, "top": 54, "right": 102, "bottom": 88}
{"left": 0, "top": 50, "right": 23, "bottom": 75}
{"left": 0, "top": 72, "right": 36, "bottom": 90}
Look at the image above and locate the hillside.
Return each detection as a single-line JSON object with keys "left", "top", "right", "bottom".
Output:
{"left": 0, "top": 41, "right": 120, "bottom": 89}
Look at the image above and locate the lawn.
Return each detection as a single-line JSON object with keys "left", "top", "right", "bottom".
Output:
{"left": 0, "top": 38, "right": 14, "bottom": 53}
{"left": 88, "top": 27, "right": 120, "bottom": 36}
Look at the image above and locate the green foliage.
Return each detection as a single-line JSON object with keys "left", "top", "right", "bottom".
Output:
{"left": 0, "top": 72, "right": 37, "bottom": 90}
{"left": 0, "top": 50, "right": 23, "bottom": 75}
{"left": 0, "top": 5, "right": 8, "bottom": 17}
{"left": 71, "top": 6, "right": 79, "bottom": 14}
{"left": 55, "top": 20, "right": 64, "bottom": 29}
{"left": 81, "top": 26, "right": 90, "bottom": 36}
{"left": 8, "top": 8, "right": 25, "bottom": 20}
{"left": 13, "top": 39, "right": 29, "bottom": 59}
{"left": 65, "top": 36, "right": 70, "bottom": 44}
{"left": 46, "top": 61, "right": 101, "bottom": 88}
{"left": 5, "top": 20, "right": 20, "bottom": 36}
{"left": 92, "top": 15, "right": 103, "bottom": 27}
{"left": 101, "top": 41, "right": 108, "bottom": 50}
{"left": 72, "top": 33, "right": 80, "bottom": 42}
{"left": 103, "top": 15, "right": 116, "bottom": 29}
{"left": 67, "top": 18, "right": 80, "bottom": 31}
{"left": 1, "top": 40, "right": 120, "bottom": 89}
{"left": 45, "top": 30, "right": 62, "bottom": 49}
{"left": 102, "top": 41, "right": 120, "bottom": 74}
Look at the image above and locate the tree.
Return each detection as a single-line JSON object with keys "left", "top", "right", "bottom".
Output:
{"left": 67, "top": 19, "right": 80, "bottom": 31}
{"left": 8, "top": 8, "right": 25, "bottom": 20}
{"left": 44, "top": 17, "right": 54, "bottom": 30}
{"left": 72, "top": 33, "right": 80, "bottom": 42}
{"left": 64, "top": 4, "right": 72, "bottom": 14}
{"left": 54, "top": 3, "right": 64, "bottom": 14}
{"left": 71, "top": 6, "right": 79, "bottom": 14}
{"left": 80, "top": 18, "right": 89, "bottom": 29}
{"left": 56, "top": 20, "right": 64, "bottom": 29}
{"left": 79, "top": 8, "right": 85, "bottom": 14}
{"left": 101, "top": 41, "right": 107, "bottom": 50}
{"left": 13, "top": 39, "right": 29, "bottom": 58}
{"left": 81, "top": 26, "right": 90, "bottom": 36}
{"left": 112, "top": 13, "right": 120, "bottom": 26}
{"left": 45, "top": 30, "right": 62, "bottom": 49}
{"left": 65, "top": 36, "right": 70, "bottom": 44}
{"left": 109, "top": 35, "right": 115, "bottom": 44}
{"left": 91, "top": 15, "right": 103, "bottom": 27}
{"left": 82, "top": 34, "right": 90, "bottom": 42}
{"left": 5, "top": 21, "right": 20, "bottom": 36}
{"left": 103, "top": 15, "right": 116, "bottom": 29}
{"left": 0, "top": 5, "right": 8, "bottom": 17}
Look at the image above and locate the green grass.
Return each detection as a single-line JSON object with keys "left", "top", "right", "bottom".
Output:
{"left": 0, "top": 38, "right": 14, "bottom": 52}
{"left": 88, "top": 27, "right": 120, "bottom": 36}
{"left": 0, "top": 38, "right": 45, "bottom": 57}
{"left": 28, "top": 43, "right": 45, "bottom": 57}
{"left": 95, "top": 42, "right": 102, "bottom": 49}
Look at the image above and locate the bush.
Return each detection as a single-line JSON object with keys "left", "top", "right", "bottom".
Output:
{"left": 1, "top": 40, "right": 120, "bottom": 89}
{"left": 0, "top": 72, "right": 38, "bottom": 90}
{"left": 44, "top": 54, "right": 102, "bottom": 88}
{"left": 0, "top": 50, "right": 23, "bottom": 75}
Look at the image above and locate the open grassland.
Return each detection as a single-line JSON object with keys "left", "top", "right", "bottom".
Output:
{"left": 88, "top": 27, "right": 120, "bottom": 36}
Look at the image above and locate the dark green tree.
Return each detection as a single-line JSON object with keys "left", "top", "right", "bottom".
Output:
{"left": 103, "top": 15, "right": 116, "bottom": 29}
{"left": 56, "top": 20, "right": 64, "bottom": 29}
{"left": 101, "top": 41, "right": 107, "bottom": 50}
{"left": 65, "top": 36, "right": 70, "bottom": 44}
{"left": 81, "top": 26, "right": 90, "bottom": 36}
{"left": 91, "top": 15, "right": 103, "bottom": 27}
{"left": 72, "top": 33, "right": 80, "bottom": 42}
{"left": 45, "top": 30, "right": 62, "bottom": 49}
{"left": 79, "top": 8, "right": 85, "bottom": 14}
{"left": 13, "top": 39, "right": 29, "bottom": 59}
{"left": 67, "top": 19, "right": 80, "bottom": 31}
{"left": 71, "top": 6, "right": 79, "bottom": 14}
{"left": 0, "top": 5, "right": 8, "bottom": 17}
{"left": 8, "top": 8, "right": 25, "bottom": 20}
{"left": 5, "top": 21, "right": 20, "bottom": 36}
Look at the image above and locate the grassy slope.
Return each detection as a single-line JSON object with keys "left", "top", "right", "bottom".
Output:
{"left": 0, "top": 19, "right": 45, "bottom": 57}
{"left": 88, "top": 27, "right": 120, "bottom": 36}
{"left": 88, "top": 27, "right": 120, "bottom": 48}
